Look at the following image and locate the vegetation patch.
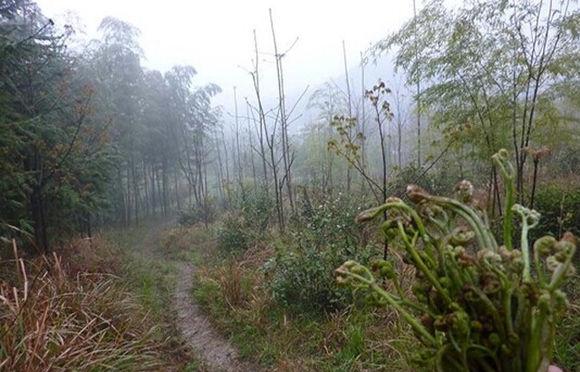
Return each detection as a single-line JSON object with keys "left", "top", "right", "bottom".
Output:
{"left": 0, "top": 240, "right": 172, "bottom": 371}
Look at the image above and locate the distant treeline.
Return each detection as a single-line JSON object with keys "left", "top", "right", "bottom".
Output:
{"left": 0, "top": 2, "right": 221, "bottom": 252}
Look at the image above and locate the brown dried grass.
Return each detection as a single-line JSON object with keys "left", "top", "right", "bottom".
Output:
{"left": 0, "top": 241, "right": 167, "bottom": 371}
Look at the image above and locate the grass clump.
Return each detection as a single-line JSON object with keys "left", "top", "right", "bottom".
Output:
{"left": 161, "top": 224, "right": 212, "bottom": 261}
{"left": 0, "top": 242, "right": 167, "bottom": 371}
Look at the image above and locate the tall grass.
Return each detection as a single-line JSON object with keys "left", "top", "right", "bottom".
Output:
{"left": 0, "top": 240, "right": 167, "bottom": 371}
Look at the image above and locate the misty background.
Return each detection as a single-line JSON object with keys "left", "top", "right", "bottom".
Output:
{"left": 37, "top": 0, "right": 411, "bottom": 123}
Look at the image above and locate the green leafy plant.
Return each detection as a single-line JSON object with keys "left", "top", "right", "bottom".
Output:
{"left": 216, "top": 213, "right": 249, "bottom": 255}
{"left": 268, "top": 245, "right": 356, "bottom": 313}
{"left": 267, "top": 192, "right": 372, "bottom": 314}
{"left": 290, "top": 191, "right": 365, "bottom": 253}
{"left": 534, "top": 182, "right": 580, "bottom": 239}
{"left": 336, "top": 149, "right": 576, "bottom": 371}
{"left": 234, "top": 188, "right": 274, "bottom": 234}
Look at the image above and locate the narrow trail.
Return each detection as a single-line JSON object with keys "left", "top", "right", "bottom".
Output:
{"left": 136, "top": 218, "right": 255, "bottom": 371}
{"left": 174, "top": 262, "right": 255, "bottom": 372}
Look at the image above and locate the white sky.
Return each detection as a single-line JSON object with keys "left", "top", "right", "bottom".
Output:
{"left": 37, "top": 0, "right": 415, "bottom": 115}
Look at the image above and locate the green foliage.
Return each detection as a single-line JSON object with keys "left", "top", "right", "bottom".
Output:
{"left": 334, "top": 323, "right": 365, "bottom": 368}
{"left": 337, "top": 150, "right": 577, "bottom": 371}
{"left": 193, "top": 251, "right": 411, "bottom": 370}
{"left": 267, "top": 246, "right": 351, "bottom": 313}
{"left": 1, "top": 3, "right": 221, "bottom": 250}
{"left": 215, "top": 188, "right": 276, "bottom": 255}
{"left": 0, "top": 4, "right": 115, "bottom": 247}
{"left": 267, "top": 192, "right": 374, "bottom": 314}
{"left": 233, "top": 187, "right": 274, "bottom": 233}
{"left": 290, "top": 191, "right": 366, "bottom": 251}
{"left": 374, "top": 0, "right": 580, "bottom": 187}
{"left": 216, "top": 213, "right": 249, "bottom": 255}
{"left": 534, "top": 182, "right": 580, "bottom": 238}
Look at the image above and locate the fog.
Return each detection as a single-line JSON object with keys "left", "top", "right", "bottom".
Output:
{"left": 37, "top": 0, "right": 414, "bottom": 115}
{"left": 2, "top": 0, "right": 579, "bottom": 369}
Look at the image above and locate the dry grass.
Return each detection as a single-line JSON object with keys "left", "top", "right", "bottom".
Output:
{"left": 0, "top": 240, "right": 171, "bottom": 371}
{"left": 217, "top": 262, "right": 248, "bottom": 308}
{"left": 56, "top": 235, "right": 123, "bottom": 275}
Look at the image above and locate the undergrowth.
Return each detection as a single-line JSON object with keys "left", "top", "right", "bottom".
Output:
{"left": 0, "top": 239, "right": 168, "bottom": 371}
{"left": 193, "top": 258, "right": 414, "bottom": 370}
{"left": 180, "top": 213, "right": 414, "bottom": 370}
{"left": 168, "top": 170, "right": 580, "bottom": 371}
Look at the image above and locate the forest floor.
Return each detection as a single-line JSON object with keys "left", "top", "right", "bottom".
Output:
{"left": 124, "top": 217, "right": 254, "bottom": 372}
{"left": 120, "top": 218, "right": 579, "bottom": 371}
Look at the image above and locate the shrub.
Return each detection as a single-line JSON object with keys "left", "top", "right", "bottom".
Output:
{"left": 267, "top": 192, "right": 374, "bottom": 314}
{"left": 534, "top": 181, "right": 580, "bottom": 238}
{"left": 337, "top": 149, "right": 577, "bottom": 371}
{"left": 216, "top": 213, "right": 249, "bottom": 255}
{"left": 214, "top": 188, "right": 273, "bottom": 256}
{"left": 267, "top": 245, "right": 371, "bottom": 314}
{"left": 289, "top": 190, "right": 368, "bottom": 252}
{"left": 239, "top": 188, "right": 274, "bottom": 230}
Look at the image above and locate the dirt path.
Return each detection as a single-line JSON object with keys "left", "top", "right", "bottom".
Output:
{"left": 174, "top": 262, "right": 255, "bottom": 372}
{"left": 138, "top": 219, "right": 254, "bottom": 371}
{"left": 139, "top": 220, "right": 258, "bottom": 372}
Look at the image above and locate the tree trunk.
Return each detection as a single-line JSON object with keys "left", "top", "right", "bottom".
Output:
{"left": 269, "top": 8, "right": 294, "bottom": 211}
{"left": 30, "top": 186, "right": 49, "bottom": 253}
{"left": 342, "top": 40, "right": 353, "bottom": 192}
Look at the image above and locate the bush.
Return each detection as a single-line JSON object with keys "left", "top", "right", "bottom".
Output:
{"left": 267, "top": 245, "right": 372, "bottom": 314}
{"left": 216, "top": 213, "right": 249, "bottom": 255}
{"left": 233, "top": 188, "right": 274, "bottom": 234}
{"left": 267, "top": 192, "right": 374, "bottom": 314}
{"left": 534, "top": 181, "right": 580, "bottom": 238}
{"left": 289, "top": 190, "right": 369, "bottom": 252}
